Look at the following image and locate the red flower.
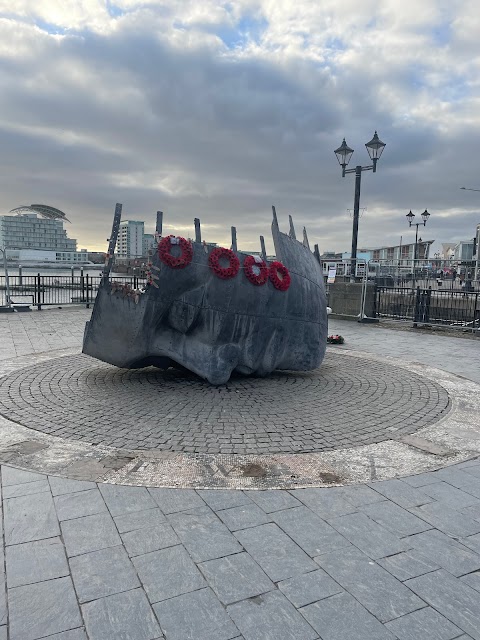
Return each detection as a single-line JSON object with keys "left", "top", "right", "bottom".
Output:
{"left": 208, "top": 247, "right": 240, "bottom": 280}
{"left": 243, "top": 255, "right": 268, "bottom": 286}
{"left": 269, "top": 261, "right": 291, "bottom": 291}
{"left": 158, "top": 236, "right": 193, "bottom": 269}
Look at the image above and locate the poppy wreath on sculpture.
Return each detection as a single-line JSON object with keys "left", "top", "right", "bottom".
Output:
{"left": 243, "top": 255, "right": 269, "bottom": 286}
{"left": 269, "top": 261, "right": 291, "bottom": 291}
{"left": 209, "top": 247, "right": 240, "bottom": 279}
{"left": 158, "top": 235, "right": 193, "bottom": 269}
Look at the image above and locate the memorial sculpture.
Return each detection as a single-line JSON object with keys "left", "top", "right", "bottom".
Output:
{"left": 82, "top": 204, "right": 328, "bottom": 384}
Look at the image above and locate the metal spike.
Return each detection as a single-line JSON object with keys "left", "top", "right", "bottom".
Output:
{"left": 314, "top": 244, "right": 321, "bottom": 264}
{"left": 260, "top": 235, "right": 267, "bottom": 261}
{"left": 194, "top": 218, "right": 201, "bottom": 243}
{"left": 231, "top": 226, "right": 237, "bottom": 252}
{"left": 303, "top": 227, "right": 310, "bottom": 250}
{"left": 103, "top": 203, "right": 122, "bottom": 279}
{"left": 271, "top": 205, "right": 279, "bottom": 227}
{"left": 156, "top": 211, "right": 163, "bottom": 235}
{"left": 288, "top": 215, "right": 296, "bottom": 240}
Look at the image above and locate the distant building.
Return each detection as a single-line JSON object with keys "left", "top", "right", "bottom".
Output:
{"left": 0, "top": 212, "right": 77, "bottom": 252}
{"left": 4, "top": 248, "right": 90, "bottom": 264}
{"left": 116, "top": 220, "right": 144, "bottom": 258}
{"left": 453, "top": 240, "right": 474, "bottom": 261}
{"left": 366, "top": 240, "right": 434, "bottom": 264}
{"left": 143, "top": 233, "right": 155, "bottom": 256}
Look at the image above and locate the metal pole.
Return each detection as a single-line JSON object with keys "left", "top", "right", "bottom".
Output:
{"left": 18, "top": 264, "right": 22, "bottom": 286}
{"left": 1, "top": 248, "right": 12, "bottom": 306}
{"left": 413, "top": 224, "right": 419, "bottom": 291}
{"left": 350, "top": 165, "right": 362, "bottom": 282}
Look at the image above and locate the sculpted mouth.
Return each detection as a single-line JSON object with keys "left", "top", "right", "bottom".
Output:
{"left": 82, "top": 204, "right": 328, "bottom": 384}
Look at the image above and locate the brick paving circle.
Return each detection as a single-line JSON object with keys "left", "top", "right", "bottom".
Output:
{"left": 0, "top": 352, "right": 450, "bottom": 454}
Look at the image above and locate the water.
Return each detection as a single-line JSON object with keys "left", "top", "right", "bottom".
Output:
{"left": 0, "top": 266, "right": 104, "bottom": 277}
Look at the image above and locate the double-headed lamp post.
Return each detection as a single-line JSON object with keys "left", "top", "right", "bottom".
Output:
{"left": 406, "top": 209, "right": 430, "bottom": 289}
{"left": 334, "top": 131, "right": 386, "bottom": 281}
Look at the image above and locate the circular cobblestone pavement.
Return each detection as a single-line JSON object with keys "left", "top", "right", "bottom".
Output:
{"left": 0, "top": 351, "right": 451, "bottom": 455}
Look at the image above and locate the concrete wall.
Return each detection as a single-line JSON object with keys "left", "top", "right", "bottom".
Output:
{"left": 328, "top": 282, "right": 376, "bottom": 318}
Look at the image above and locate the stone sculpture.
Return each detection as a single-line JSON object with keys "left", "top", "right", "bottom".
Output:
{"left": 82, "top": 204, "right": 328, "bottom": 384}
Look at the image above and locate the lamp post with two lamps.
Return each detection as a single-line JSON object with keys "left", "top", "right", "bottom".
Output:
{"left": 334, "top": 131, "right": 386, "bottom": 282}
{"left": 406, "top": 209, "right": 430, "bottom": 288}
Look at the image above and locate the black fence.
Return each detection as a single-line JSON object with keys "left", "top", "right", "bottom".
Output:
{"left": 0, "top": 275, "right": 145, "bottom": 308}
{"left": 375, "top": 285, "right": 480, "bottom": 330}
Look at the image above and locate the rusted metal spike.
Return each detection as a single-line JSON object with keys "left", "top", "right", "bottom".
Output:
{"left": 288, "top": 215, "right": 296, "bottom": 240}
{"left": 314, "top": 243, "right": 321, "bottom": 264}
{"left": 156, "top": 211, "right": 163, "bottom": 235}
{"left": 303, "top": 227, "right": 310, "bottom": 250}
{"left": 194, "top": 218, "right": 201, "bottom": 243}
{"left": 260, "top": 235, "right": 267, "bottom": 261}
{"left": 231, "top": 226, "right": 237, "bottom": 252}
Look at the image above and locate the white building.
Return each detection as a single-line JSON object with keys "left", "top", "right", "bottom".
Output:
{"left": 0, "top": 213, "right": 77, "bottom": 252}
{"left": 116, "top": 221, "right": 144, "bottom": 258}
{"left": 4, "top": 248, "right": 90, "bottom": 264}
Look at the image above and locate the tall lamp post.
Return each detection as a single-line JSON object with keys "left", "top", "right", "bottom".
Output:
{"left": 406, "top": 209, "right": 430, "bottom": 287}
{"left": 334, "top": 131, "right": 386, "bottom": 281}
{"left": 0, "top": 246, "right": 12, "bottom": 310}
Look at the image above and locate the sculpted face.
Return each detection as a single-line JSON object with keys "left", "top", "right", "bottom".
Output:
{"left": 83, "top": 211, "right": 328, "bottom": 384}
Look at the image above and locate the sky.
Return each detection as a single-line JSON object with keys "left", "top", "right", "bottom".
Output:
{"left": 0, "top": 1, "right": 479, "bottom": 254}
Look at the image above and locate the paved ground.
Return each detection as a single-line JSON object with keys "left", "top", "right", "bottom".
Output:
{"left": 0, "top": 308, "right": 480, "bottom": 639}
{"left": 0, "top": 351, "right": 449, "bottom": 453}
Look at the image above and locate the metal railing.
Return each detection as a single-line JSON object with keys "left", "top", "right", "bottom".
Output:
{"left": 375, "top": 285, "right": 480, "bottom": 330}
{"left": 0, "top": 274, "right": 146, "bottom": 309}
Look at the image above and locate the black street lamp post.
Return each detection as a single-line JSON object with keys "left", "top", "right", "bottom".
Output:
{"left": 406, "top": 209, "right": 430, "bottom": 287}
{"left": 335, "top": 131, "right": 386, "bottom": 281}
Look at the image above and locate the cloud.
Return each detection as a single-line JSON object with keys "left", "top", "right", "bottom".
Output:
{"left": 0, "top": 0, "right": 478, "bottom": 254}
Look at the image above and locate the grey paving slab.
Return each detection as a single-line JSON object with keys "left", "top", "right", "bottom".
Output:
{"left": 61, "top": 512, "right": 121, "bottom": 557}
{"left": 420, "top": 481, "right": 480, "bottom": 509}
{"left": 360, "top": 500, "right": 432, "bottom": 537}
{"left": 48, "top": 476, "right": 96, "bottom": 496}
{"left": 168, "top": 507, "right": 243, "bottom": 562}
{"left": 462, "top": 502, "right": 480, "bottom": 521}
{"left": 98, "top": 483, "right": 157, "bottom": 516}
{"left": 4, "top": 491, "right": 60, "bottom": 545}
{"left": 339, "top": 485, "right": 386, "bottom": 506}
{"left": 384, "top": 606, "right": 462, "bottom": 640}
{"left": 300, "top": 591, "right": 396, "bottom": 640}
{"left": 216, "top": 503, "right": 271, "bottom": 531}
{"left": 405, "top": 569, "right": 480, "bottom": 640}
{"left": 409, "top": 501, "right": 480, "bottom": 537}
{"left": 148, "top": 487, "right": 206, "bottom": 513}
{"left": 290, "top": 488, "right": 357, "bottom": 519}
{"left": 403, "top": 529, "right": 480, "bottom": 577}
{"left": 1, "top": 466, "right": 46, "bottom": 486}
{"left": 82, "top": 588, "right": 162, "bottom": 640}
{"left": 278, "top": 568, "right": 343, "bottom": 608}
{"left": 121, "top": 522, "right": 179, "bottom": 556}
{"left": 0, "top": 575, "right": 6, "bottom": 627}
{"left": 368, "top": 479, "right": 432, "bottom": 508}
{"left": 0, "top": 627, "right": 5, "bottom": 640}
{"left": 199, "top": 552, "right": 274, "bottom": 605}
{"left": 36, "top": 630, "right": 87, "bottom": 640}
{"left": 113, "top": 507, "right": 167, "bottom": 533}
{"left": 406, "top": 569, "right": 480, "bottom": 639}
{"left": 315, "top": 546, "right": 425, "bottom": 623}
{"left": 198, "top": 489, "right": 252, "bottom": 511}
{"left": 461, "top": 571, "right": 480, "bottom": 593}
{"left": 6, "top": 537, "right": 69, "bottom": 588}
{"left": 234, "top": 523, "right": 317, "bottom": 581}
{"left": 401, "top": 473, "right": 442, "bottom": 488}
{"left": 70, "top": 545, "right": 140, "bottom": 603}
{"left": 327, "top": 511, "right": 409, "bottom": 560}
{"left": 153, "top": 587, "right": 238, "bottom": 640}
{"left": 54, "top": 488, "right": 107, "bottom": 521}
{"left": 248, "top": 490, "right": 302, "bottom": 513}
{"left": 8, "top": 576, "right": 82, "bottom": 640}
{"left": 227, "top": 590, "right": 318, "bottom": 640}
{"left": 2, "top": 479, "right": 50, "bottom": 499}
{"left": 463, "top": 465, "right": 480, "bottom": 480}
{"left": 377, "top": 551, "right": 440, "bottom": 581}
{"left": 462, "top": 533, "right": 480, "bottom": 555}
{"left": 271, "top": 506, "right": 351, "bottom": 557}
{"left": 133, "top": 545, "right": 206, "bottom": 603}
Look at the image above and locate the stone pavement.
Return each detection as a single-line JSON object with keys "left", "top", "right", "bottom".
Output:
{"left": 0, "top": 308, "right": 480, "bottom": 639}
